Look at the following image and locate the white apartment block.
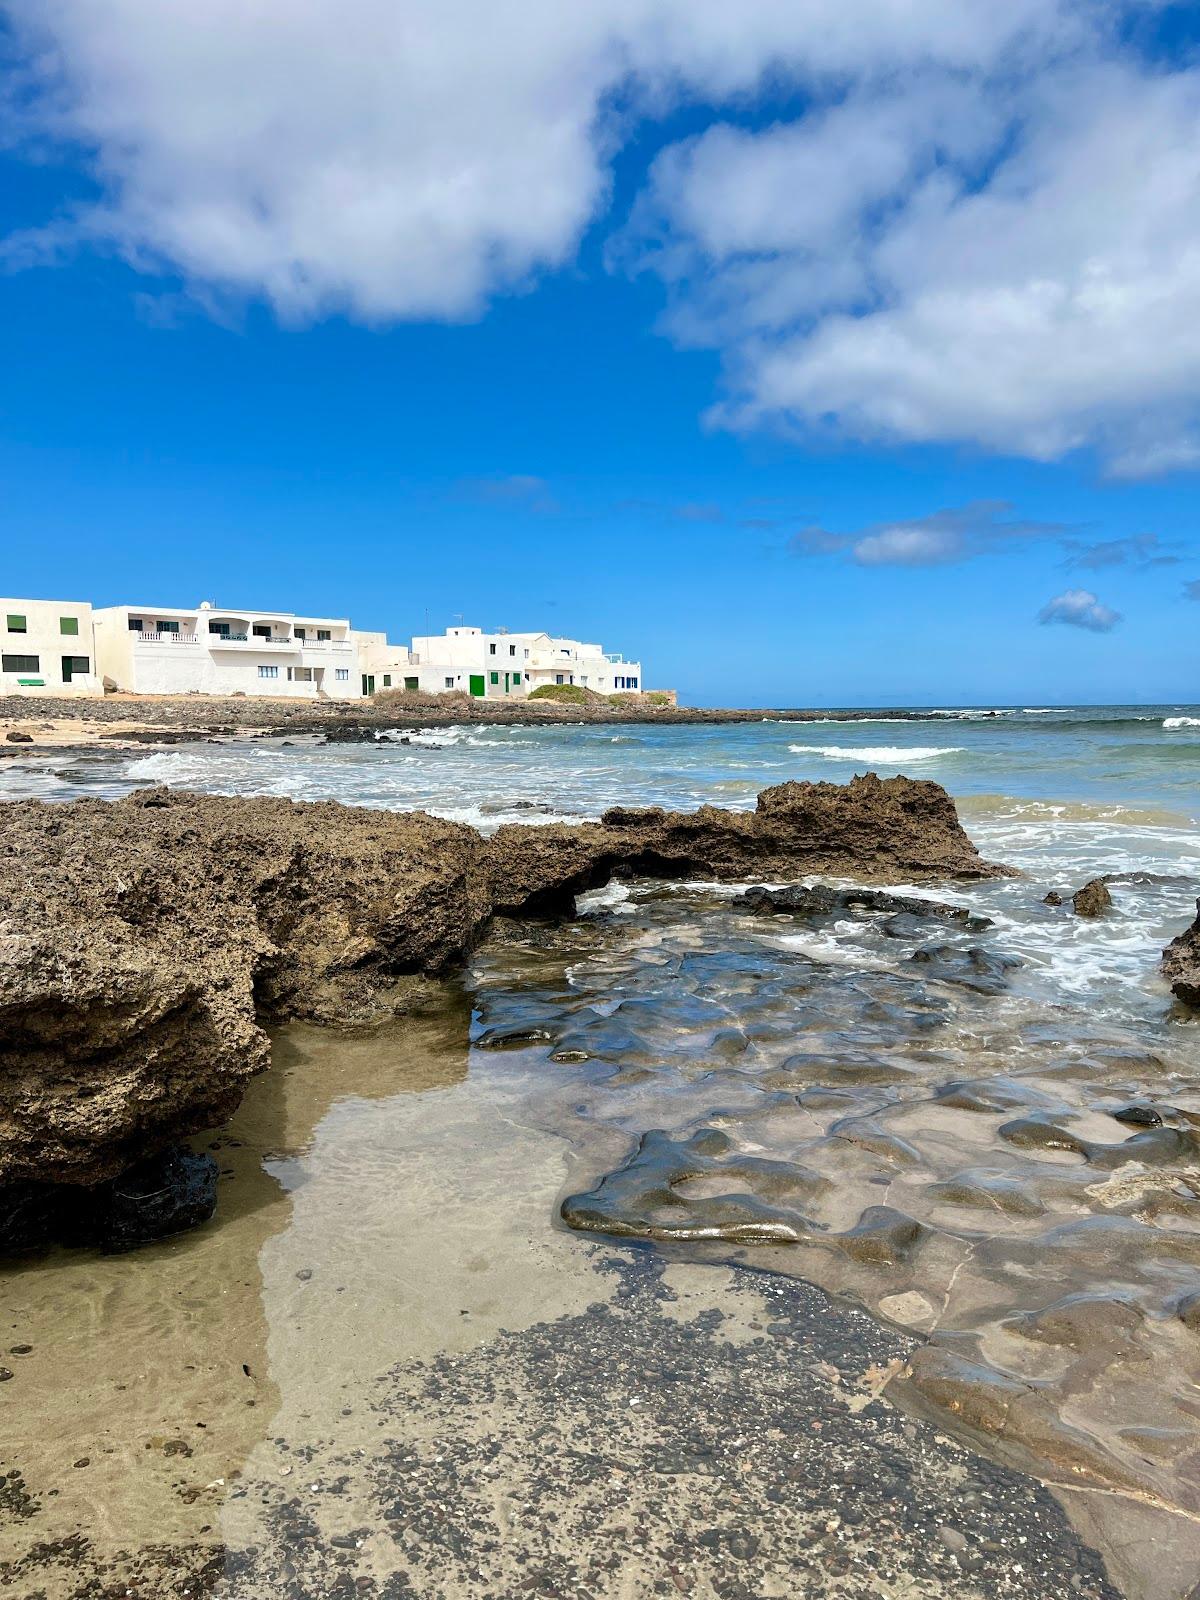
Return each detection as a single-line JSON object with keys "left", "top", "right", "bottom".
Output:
{"left": 93, "top": 603, "right": 370, "bottom": 699}
{"left": 1, "top": 598, "right": 101, "bottom": 697}
{"left": 407, "top": 626, "right": 642, "bottom": 699}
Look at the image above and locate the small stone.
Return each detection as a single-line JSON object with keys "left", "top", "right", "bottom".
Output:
{"left": 1112, "top": 1104, "right": 1162, "bottom": 1128}
{"left": 937, "top": 1526, "right": 968, "bottom": 1554}
{"left": 296, "top": 1268, "right": 313, "bottom": 1281}
{"left": 1043, "top": 891, "right": 1063, "bottom": 907}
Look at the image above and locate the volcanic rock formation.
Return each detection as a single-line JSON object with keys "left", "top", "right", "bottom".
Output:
{"left": 0, "top": 775, "right": 1006, "bottom": 1216}
{"left": 1163, "top": 900, "right": 1200, "bottom": 1009}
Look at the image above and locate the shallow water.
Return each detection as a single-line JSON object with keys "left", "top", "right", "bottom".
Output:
{"left": 2, "top": 707, "right": 1200, "bottom": 1597}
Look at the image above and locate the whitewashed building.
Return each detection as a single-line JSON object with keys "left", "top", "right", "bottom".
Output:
{"left": 406, "top": 626, "right": 642, "bottom": 699}
{"left": 93, "top": 602, "right": 369, "bottom": 699}
{"left": 1, "top": 598, "right": 101, "bottom": 696}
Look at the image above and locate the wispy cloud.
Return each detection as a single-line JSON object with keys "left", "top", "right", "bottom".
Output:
{"left": 1037, "top": 588, "right": 1122, "bottom": 632}
{"left": 1062, "top": 532, "right": 1183, "bottom": 570}
{"left": 1185, "top": 579, "right": 1200, "bottom": 601}
{"left": 790, "top": 500, "right": 1068, "bottom": 568}
{"left": 458, "top": 475, "right": 559, "bottom": 513}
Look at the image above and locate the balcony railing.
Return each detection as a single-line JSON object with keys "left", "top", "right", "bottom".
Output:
{"left": 136, "top": 631, "right": 199, "bottom": 643}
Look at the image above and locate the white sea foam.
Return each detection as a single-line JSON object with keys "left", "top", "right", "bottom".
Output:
{"left": 1164, "top": 716, "right": 1200, "bottom": 728}
{"left": 788, "top": 743, "right": 964, "bottom": 762}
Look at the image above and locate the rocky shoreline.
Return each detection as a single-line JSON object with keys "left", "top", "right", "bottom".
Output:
{"left": 0, "top": 775, "right": 1006, "bottom": 1248}
{"left": 0, "top": 689, "right": 997, "bottom": 754}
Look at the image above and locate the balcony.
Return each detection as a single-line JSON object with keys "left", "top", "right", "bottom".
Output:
{"left": 208, "top": 632, "right": 298, "bottom": 648}
{"left": 136, "top": 631, "right": 200, "bottom": 644}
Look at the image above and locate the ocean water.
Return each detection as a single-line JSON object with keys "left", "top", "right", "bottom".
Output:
{"left": 4, "top": 706, "right": 1200, "bottom": 1598}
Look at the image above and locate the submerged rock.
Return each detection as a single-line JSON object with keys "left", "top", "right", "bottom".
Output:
{"left": 1163, "top": 900, "right": 1200, "bottom": 1009}
{"left": 0, "top": 1145, "right": 217, "bottom": 1254}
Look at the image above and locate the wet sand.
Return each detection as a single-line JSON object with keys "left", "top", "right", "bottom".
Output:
{"left": 1, "top": 987, "right": 1132, "bottom": 1600}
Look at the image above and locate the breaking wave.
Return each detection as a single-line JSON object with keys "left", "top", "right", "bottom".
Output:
{"left": 788, "top": 744, "right": 964, "bottom": 762}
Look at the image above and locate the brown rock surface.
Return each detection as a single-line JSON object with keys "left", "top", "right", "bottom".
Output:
{"left": 0, "top": 788, "right": 490, "bottom": 1186}
{"left": 488, "top": 774, "right": 1008, "bottom": 914}
{"left": 0, "top": 775, "right": 1006, "bottom": 1191}
{"left": 1163, "top": 899, "right": 1200, "bottom": 1008}
{"left": 1072, "top": 878, "right": 1113, "bottom": 918}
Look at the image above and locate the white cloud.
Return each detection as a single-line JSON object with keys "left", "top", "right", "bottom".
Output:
{"left": 2, "top": 0, "right": 1084, "bottom": 323}
{"left": 791, "top": 500, "right": 1067, "bottom": 566}
{"left": 7, "top": 1, "right": 1200, "bottom": 476}
{"left": 627, "top": 53, "right": 1200, "bottom": 475}
{"left": 1037, "top": 588, "right": 1122, "bottom": 631}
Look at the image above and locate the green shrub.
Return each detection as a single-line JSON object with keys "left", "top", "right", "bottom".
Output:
{"left": 527, "top": 683, "right": 591, "bottom": 704}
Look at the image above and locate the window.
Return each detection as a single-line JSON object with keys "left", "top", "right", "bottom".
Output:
{"left": 3, "top": 654, "right": 39, "bottom": 672}
{"left": 290, "top": 666, "right": 316, "bottom": 682}
{"left": 6, "top": 614, "right": 26, "bottom": 633}
{"left": 445, "top": 676, "right": 455, "bottom": 688}
{"left": 382, "top": 674, "right": 392, "bottom": 687}
{"left": 512, "top": 671, "right": 521, "bottom": 683}
{"left": 317, "top": 629, "right": 331, "bottom": 641}
{"left": 555, "top": 673, "right": 565, "bottom": 685}
{"left": 62, "top": 655, "right": 90, "bottom": 675}
{"left": 295, "top": 626, "right": 306, "bottom": 640}
{"left": 629, "top": 677, "right": 638, "bottom": 689}
{"left": 405, "top": 676, "right": 418, "bottom": 690}
{"left": 252, "top": 624, "right": 272, "bottom": 639}
{"left": 209, "top": 621, "right": 230, "bottom": 636}
{"left": 524, "top": 649, "right": 529, "bottom": 658}
{"left": 335, "top": 668, "right": 349, "bottom": 682}
{"left": 509, "top": 644, "right": 516, "bottom": 656}
{"left": 489, "top": 671, "right": 499, "bottom": 685}
{"left": 157, "top": 619, "right": 179, "bottom": 633}
{"left": 489, "top": 642, "right": 497, "bottom": 654}
{"left": 59, "top": 616, "right": 79, "bottom": 636}
{"left": 258, "top": 665, "right": 279, "bottom": 679}
{"left": 128, "top": 617, "right": 143, "bottom": 631}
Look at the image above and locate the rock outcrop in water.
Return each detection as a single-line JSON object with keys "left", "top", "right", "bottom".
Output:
{"left": 0, "top": 775, "right": 1005, "bottom": 1222}
{"left": 488, "top": 774, "right": 1006, "bottom": 914}
{"left": 1163, "top": 900, "right": 1200, "bottom": 1008}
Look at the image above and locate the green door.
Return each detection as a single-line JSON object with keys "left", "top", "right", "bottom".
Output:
{"left": 469, "top": 674, "right": 486, "bottom": 698}
{"left": 361, "top": 674, "right": 375, "bottom": 695}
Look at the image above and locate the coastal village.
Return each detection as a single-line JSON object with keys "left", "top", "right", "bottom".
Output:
{"left": 0, "top": 596, "right": 645, "bottom": 702}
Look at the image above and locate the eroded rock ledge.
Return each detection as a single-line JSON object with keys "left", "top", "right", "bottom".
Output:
{"left": 1163, "top": 899, "right": 1200, "bottom": 1009}
{"left": 0, "top": 775, "right": 1006, "bottom": 1204}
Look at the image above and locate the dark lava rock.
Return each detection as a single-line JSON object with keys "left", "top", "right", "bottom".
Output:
{"left": 1072, "top": 879, "right": 1113, "bottom": 918}
{"left": 1043, "top": 891, "right": 1063, "bottom": 907}
{"left": 1163, "top": 899, "right": 1200, "bottom": 1009}
{"left": 320, "top": 727, "right": 395, "bottom": 744}
{"left": 92, "top": 1146, "right": 218, "bottom": 1250}
{"left": 4, "top": 731, "right": 33, "bottom": 744}
{"left": 906, "top": 944, "right": 1020, "bottom": 995}
{"left": 0, "top": 1145, "right": 217, "bottom": 1255}
{"left": 1111, "top": 1103, "right": 1163, "bottom": 1128}
{"left": 735, "top": 883, "right": 991, "bottom": 931}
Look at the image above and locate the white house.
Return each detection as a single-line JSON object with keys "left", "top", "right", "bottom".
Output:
{"left": 353, "top": 630, "right": 415, "bottom": 695}
{"left": 93, "top": 602, "right": 368, "bottom": 699}
{"left": 406, "top": 626, "right": 642, "bottom": 699}
{"left": 1, "top": 598, "right": 101, "bottom": 697}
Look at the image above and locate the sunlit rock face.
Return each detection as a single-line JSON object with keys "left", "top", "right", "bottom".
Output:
{"left": 1163, "top": 899, "right": 1200, "bottom": 1008}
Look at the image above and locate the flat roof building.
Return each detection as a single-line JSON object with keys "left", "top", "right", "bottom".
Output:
{"left": 1, "top": 598, "right": 101, "bottom": 697}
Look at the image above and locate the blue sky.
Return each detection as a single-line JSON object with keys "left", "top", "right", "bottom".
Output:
{"left": 2, "top": 2, "right": 1198, "bottom": 707}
